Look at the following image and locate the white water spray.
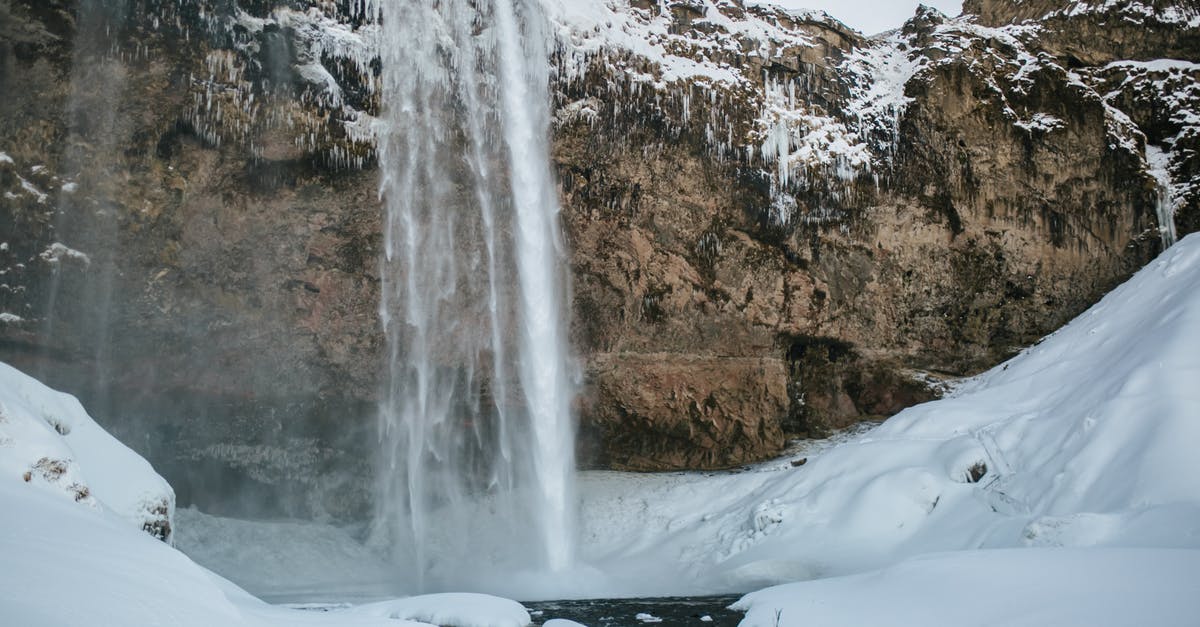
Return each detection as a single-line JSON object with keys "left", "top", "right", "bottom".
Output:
{"left": 367, "top": 0, "right": 576, "bottom": 590}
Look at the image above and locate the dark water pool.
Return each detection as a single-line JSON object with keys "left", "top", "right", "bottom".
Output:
{"left": 525, "top": 595, "right": 744, "bottom": 627}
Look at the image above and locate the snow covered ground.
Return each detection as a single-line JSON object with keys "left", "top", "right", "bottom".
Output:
{"left": 734, "top": 548, "right": 1200, "bottom": 627}
{"left": 4, "top": 227, "right": 1200, "bottom": 624}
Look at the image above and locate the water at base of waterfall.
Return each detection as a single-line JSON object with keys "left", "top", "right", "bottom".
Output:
{"left": 366, "top": 0, "right": 577, "bottom": 590}
{"left": 291, "top": 596, "right": 747, "bottom": 627}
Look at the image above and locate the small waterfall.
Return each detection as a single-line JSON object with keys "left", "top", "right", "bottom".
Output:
{"left": 39, "top": 0, "right": 130, "bottom": 419}
{"left": 1146, "top": 145, "right": 1177, "bottom": 249}
{"left": 366, "top": 0, "right": 577, "bottom": 589}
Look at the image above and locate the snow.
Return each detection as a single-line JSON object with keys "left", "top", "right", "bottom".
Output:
{"left": 1052, "top": 1, "right": 1200, "bottom": 28}
{"left": 1105, "top": 58, "right": 1200, "bottom": 74}
{"left": 352, "top": 593, "right": 531, "bottom": 627}
{"left": 1014, "top": 112, "right": 1065, "bottom": 134}
{"left": 0, "top": 361, "right": 173, "bottom": 538}
{"left": 733, "top": 548, "right": 1200, "bottom": 627}
{"left": 0, "top": 363, "right": 498, "bottom": 627}
{"left": 762, "top": 1, "right": 962, "bottom": 35}
{"left": 39, "top": 242, "right": 91, "bottom": 266}
{"left": 837, "top": 27, "right": 928, "bottom": 165}
{"left": 0, "top": 475, "right": 434, "bottom": 627}
{"left": 538, "top": 0, "right": 819, "bottom": 87}
{"left": 16, "top": 174, "right": 49, "bottom": 204}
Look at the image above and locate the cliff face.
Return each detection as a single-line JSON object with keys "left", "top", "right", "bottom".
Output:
{"left": 0, "top": 0, "right": 1194, "bottom": 518}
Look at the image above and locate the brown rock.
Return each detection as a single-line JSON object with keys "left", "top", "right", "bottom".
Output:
{"left": 583, "top": 353, "right": 789, "bottom": 471}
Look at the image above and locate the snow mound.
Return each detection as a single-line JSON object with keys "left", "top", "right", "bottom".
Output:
{"left": 0, "top": 361, "right": 174, "bottom": 540}
{"left": 543, "top": 620, "right": 588, "bottom": 627}
{"left": 733, "top": 548, "right": 1200, "bottom": 627}
{"left": 353, "top": 593, "right": 531, "bottom": 627}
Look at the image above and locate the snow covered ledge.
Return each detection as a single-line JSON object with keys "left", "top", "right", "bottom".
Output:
{"left": 0, "top": 362, "right": 175, "bottom": 541}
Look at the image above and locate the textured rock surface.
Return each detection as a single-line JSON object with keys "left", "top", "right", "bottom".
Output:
{"left": 1, "top": 0, "right": 1196, "bottom": 518}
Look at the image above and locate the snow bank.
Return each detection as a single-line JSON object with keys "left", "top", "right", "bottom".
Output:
{"left": 0, "top": 474, "right": 429, "bottom": 627}
{"left": 353, "top": 593, "right": 531, "bottom": 627}
{"left": 733, "top": 548, "right": 1200, "bottom": 627}
{"left": 0, "top": 362, "right": 173, "bottom": 539}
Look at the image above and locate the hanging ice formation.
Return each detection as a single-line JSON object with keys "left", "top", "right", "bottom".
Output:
{"left": 365, "top": 0, "right": 577, "bottom": 590}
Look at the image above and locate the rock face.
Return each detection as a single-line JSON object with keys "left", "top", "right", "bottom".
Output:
{"left": 0, "top": 0, "right": 1195, "bottom": 518}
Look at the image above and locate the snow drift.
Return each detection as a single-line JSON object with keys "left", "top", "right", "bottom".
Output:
{"left": 733, "top": 547, "right": 1200, "bottom": 627}
{"left": 0, "top": 361, "right": 174, "bottom": 540}
{"left": 0, "top": 361, "right": 514, "bottom": 626}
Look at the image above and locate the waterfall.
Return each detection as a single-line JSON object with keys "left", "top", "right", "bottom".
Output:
{"left": 366, "top": 0, "right": 577, "bottom": 590}
{"left": 39, "top": 0, "right": 130, "bottom": 423}
{"left": 1146, "top": 145, "right": 1177, "bottom": 249}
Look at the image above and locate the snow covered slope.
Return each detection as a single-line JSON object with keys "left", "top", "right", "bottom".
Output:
{"left": 0, "top": 363, "right": 517, "bottom": 626}
{"left": 733, "top": 548, "right": 1200, "bottom": 627}
{"left": 0, "top": 362, "right": 174, "bottom": 540}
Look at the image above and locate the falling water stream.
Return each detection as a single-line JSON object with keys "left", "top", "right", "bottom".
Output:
{"left": 1147, "top": 145, "right": 1178, "bottom": 249}
{"left": 367, "top": 0, "right": 577, "bottom": 590}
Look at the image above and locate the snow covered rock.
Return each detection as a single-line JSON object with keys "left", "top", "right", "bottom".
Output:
{"left": 0, "top": 361, "right": 175, "bottom": 541}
